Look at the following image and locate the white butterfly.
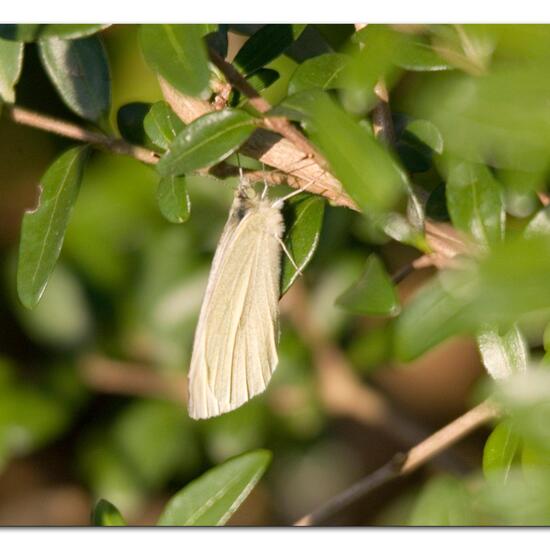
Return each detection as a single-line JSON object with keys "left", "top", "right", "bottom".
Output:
{"left": 188, "top": 177, "right": 303, "bottom": 419}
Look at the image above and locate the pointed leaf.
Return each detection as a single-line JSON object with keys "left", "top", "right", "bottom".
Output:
{"left": 17, "top": 146, "right": 89, "bottom": 309}
{"left": 336, "top": 254, "right": 400, "bottom": 316}
{"left": 483, "top": 420, "right": 521, "bottom": 484}
{"left": 446, "top": 161, "right": 505, "bottom": 246}
{"left": 157, "top": 175, "right": 191, "bottom": 224}
{"left": 91, "top": 499, "right": 126, "bottom": 526}
{"left": 156, "top": 109, "right": 256, "bottom": 178}
{"left": 477, "top": 323, "right": 528, "bottom": 380}
{"left": 157, "top": 449, "right": 271, "bottom": 526}
{"left": 144, "top": 101, "right": 185, "bottom": 150}
{"left": 281, "top": 194, "right": 325, "bottom": 294}
{"left": 0, "top": 37, "right": 23, "bottom": 102}
{"left": 139, "top": 25, "right": 210, "bottom": 99}
{"left": 38, "top": 36, "right": 111, "bottom": 123}
{"left": 234, "top": 24, "right": 306, "bottom": 76}
{"left": 288, "top": 53, "right": 349, "bottom": 95}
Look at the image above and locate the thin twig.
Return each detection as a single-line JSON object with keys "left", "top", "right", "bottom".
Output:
{"left": 6, "top": 105, "right": 160, "bottom": 165}
{"left": 294, "top": 399, "right": 500, "bottom": 526}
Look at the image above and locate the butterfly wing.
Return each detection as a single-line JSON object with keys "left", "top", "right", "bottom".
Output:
{"left": 188, "top": 198, "right": 284, "bottom": 419}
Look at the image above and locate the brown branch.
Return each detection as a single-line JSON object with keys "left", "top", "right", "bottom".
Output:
{"left": 6, "top": 105, "right": 160, "bottom": 165}
{"left": 294, "top": 399, "right": 500, "bottom": 526}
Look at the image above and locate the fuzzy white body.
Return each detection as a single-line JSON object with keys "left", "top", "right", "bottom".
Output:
{"left": 188, "top": 187, "right": 284, "bottom": 419}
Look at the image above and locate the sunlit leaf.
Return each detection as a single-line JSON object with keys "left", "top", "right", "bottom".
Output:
{"left": 17, "top": 146, "right": 89, "bottom": 309}
{"left": 38, "top": 36, "right": 111, "bottom": 123}
{"left": 157, "top": 449, "right": 271, "bottom": 526}
{"left": 336, "top": 254, "right": 400, "bottom": 316}
{"left": 139, "top": 24, "right": 210, "bottom": 99}
{"left": 157, "top": 109, "right": 256, "bottom": 178}
{"left": 0, "top": 37, "right": 23, "bottom": 102}
{"left": 91, "top": 499, "right": 127, "bottom": 526}
{"left": 144, "top": 101, "right": 185, "bottom": 150}
{"left": 288, "top": 53, "right": 349, "bottom": 95}
{"left": 281, "top": 194, "right": 325, "bottom": 294}
{"left": 483, "top": 420, "right": 521, "bottom": 483}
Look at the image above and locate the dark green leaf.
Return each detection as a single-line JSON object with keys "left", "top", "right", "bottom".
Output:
{"left": 0, "top": 37, "right": 23, "bottom": 102}
{"left": 314, "top": 25, "right": 356, "bottom": 50}
{"left": 0, "top": 24, "right": 41, "bottom": 42}
{"left": 157, "top": 175, "right": 191, "bottom": 224}
{"left": 477, "top": 324, "right": 528, "bottom": 380}
{"left": 483, "top": 420, "right": 521, "bottom": 483}
{"left": 17, "top": 146, "right": 89, "bottom": 309}
{"left": 288, "top": 53, "right": 349, "bottom": 95}
{"left": 117, "top": 102, "right": 152, "bottom": 147}
{"left": 38, "top": 36, "right": 111, "bottom": 123}
{"left": 204, "top": 25, "right": 228, "bottom": 58}
{"left": 305, "top": 91, "right": 406, "bottom": 214}
{"left": 144, "top": 101, "right": 185, "bottom": 151}
{"left": 281, "top": 194, "right": 325, "bottom": 294}
{"left": 91, "top": 499, "right": 126, "bottom": 526}
{"left": 409, "top": 475, "right": 475, "bottom": 526}
{"left": 447, "top": 162, "right": 505, "bottom": 246}
{"left": 336, "top": 254, "right": 400, "bottom": 316}
{"left": 0, "top": 24, "right": 108, "bottom": 42}
{"left": 139, "top": 25, "right": 210, "bottom": 99}
{"left": 425, "top": 183, "right": 450, "bottom": 221}
{"left": 234, "top": 24, "right": 306, "bottom": 76}
{"left": 157, "top": 449, "right": 271, "bottom": 526}
{"left": 230, "top": 69, "right": 280, "bottom": 107}
{"left": 157, "top": 109, "right": 256, "bottom": 178}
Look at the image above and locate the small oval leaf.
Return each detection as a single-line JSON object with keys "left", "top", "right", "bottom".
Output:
{"left": 157, "top": 109, "right": 256, "bottom": 178}
{"left": 446, "top": 162, "right": 505, "bottom": 247}
{"left": 483, "top": 420, "right": 521, "bottom": 484}
{"left": 38, "top": 36, "right": 111, "bottom": 123}
{"left": 139, "top": 25, "right": 210, "bottom": 99}
{"left": 157, "top": 449, "right": 272, "bottom": 526}
{"left": 0, "top": 37, "right": 23, "bottom": 102}
{"left": 144, "top": 101, "right": 185, "bottom": 151}
{"left": 288, "top": 53, "right": 349, "bottom": 95}
{"left": 91, "top": 499, "right": 127, "bottom": 526}
{"left": 17, "top": 146, "right": 89, "bottom": 309}
{"left": 281, "top": 194, "right": 325, "bottom": 294}
{"left": 395, "top": 37, "right": 452, "bottom": 72}
{"left": 157, "top": 175, "right": 191, "bottom": 224}
{"left": 477, "top": 323, "right": 528, "bottom": 380}
{"left": 117, "top": 102, "right": 152, "bottom": 147}
{"left": 234, "top": 24, "right": 306, "bottom": 76}
{"left": 336, "top": 254, "right": 400, "bottom": 316}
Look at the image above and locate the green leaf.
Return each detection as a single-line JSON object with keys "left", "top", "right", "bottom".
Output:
{"left": 91, "top": 499, "right": 127, "bottom": 526}
{"left": 157, "top": 449, "right": 272, "bottom": 526}
{"left": 0, "top": 24, "right": 41, "bottom": 42}
{"left": 117, "top": 102, "right": 152, "bottom": 147}
{"left": 396, "top": 119, "right": 444, "bottom": 173}
{"left": 476, "top": 323, "right": 528, "bottom": 380}
{"left": 157, "top": 109, "right": 256, "bottom": 178}
{"left": 157, "top": 175, "right": 191, "bottom": 224}
{"left": 17, "top": 146, "right": 89, "bottom": 309}
{"left": 38, "top": 36, "right": 111, "bottom": 123}
{"left": 409, "top": 475, "right": 476, "bottom": 526}
{"left": 230, "top": 68, "right": 280, "bottom": 107}
{"left": 144, "top": 101, "right": 185, "bottom": 150}
{"left": 446, "top": 162, "right": 505, "bottom": 246}
{"left": 395, "top": 36, "right": 452, "bottom": 72}
{"left": 288, "top": 53, "right": 349, "bottom": 95}
{"left": 281, "top": 194, "right": 325, "bottom": 294}
{"left": 525, "top": 205, "right": 550, "bottom": 238}
{"left": 139, "top": 25, "right": 210, "bottom": 99}
{"left": 0, "top": 24, "right": 108, "bottom": 42}
{"left": 336, "top": 254, "right": 400, "bottom": 316}
{"left": 0, "top": 38, "right": 23, "bottom": 102}
{"left": 483, "top": 420, "right": 521, "bottom": 484}
{"left": 396, "top": 235, "right": 550, "bottom": 361}
{"left": 304, "top": 91, "right": 406, "bottom": 214}
{"left": 234, "top": 24, "right": 306, "bottom": 76}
